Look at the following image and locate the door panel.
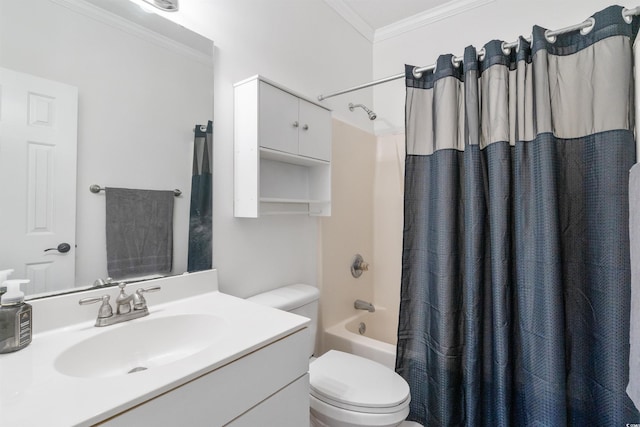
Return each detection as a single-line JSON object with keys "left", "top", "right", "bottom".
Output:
{"left": 298, "top": 99, "right": 331, "bottom": 161}
{"left": 258, "top": 81, "right": 298, "bottom": 154}
{"left": 0, "top": 67, "right": 78, "bottom": 295}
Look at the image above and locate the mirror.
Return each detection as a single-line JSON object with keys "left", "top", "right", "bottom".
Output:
{"left": 0, "top": 0, "right": 214, "bottom": 298}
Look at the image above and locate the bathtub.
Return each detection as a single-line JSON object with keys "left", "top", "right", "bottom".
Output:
{"left": 323, "top": 307, "right": 397, "bottom": 370}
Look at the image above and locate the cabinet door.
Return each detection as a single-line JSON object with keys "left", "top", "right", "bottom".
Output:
{"left": 226, "top": 374, "right": 310, "bottom": 427}
{"left": 259, "top": 81, "right": 299, "bottom": 154}
{"left": 298, "top": 99, "right": 331, "bottom": 161}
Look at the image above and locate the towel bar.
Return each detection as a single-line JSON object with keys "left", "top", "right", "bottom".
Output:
{"left": 89, "top": 184, "right": 181, "bottom": 197}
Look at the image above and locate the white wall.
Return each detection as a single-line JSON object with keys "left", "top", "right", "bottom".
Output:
{"left": 372, "top": 0, "right": 639, "bottom": 135}
{"left": 149, "top": 0, "right": 375, "bottom": 297}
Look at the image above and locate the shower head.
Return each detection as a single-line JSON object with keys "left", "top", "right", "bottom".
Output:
{"left": 349, "top": 103, "right": 377, "bottom": 121}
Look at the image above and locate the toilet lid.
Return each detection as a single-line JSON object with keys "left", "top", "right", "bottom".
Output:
{"left": 309, "top": 350, "right": 410, "bottom": 414}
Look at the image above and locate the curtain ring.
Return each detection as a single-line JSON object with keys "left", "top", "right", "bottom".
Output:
{"left": 544, "top": 30, "right": 556, "bottom": 44}
{"left": 580, "top": 17, "right": 596, "bottom": 35}
{"left": 478, "top": 48, "right": 486, "bottom": 61}
{"left": 451, "top": 56, "right": 461, "bottom": 68}
{"left": 623, "top": 7, "right": 634, "bottom": 24}
{"left": 501, "top": 41, "right": 511, "bottom": 55}
{"left": 412, "top": 66, "right": 423, "bottom": 79}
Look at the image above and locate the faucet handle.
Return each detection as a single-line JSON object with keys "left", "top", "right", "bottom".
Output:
{"left": 79, "top": 294, "right": 113, "bottom": 319}
{"left": 138, "top": 285, "right": 161, "bottom": 294}
{"left": 133, "top": 285, "right": 161, "bottom": 310}
{"left": 92, "top": 277, "right": 113, "bottom": 287}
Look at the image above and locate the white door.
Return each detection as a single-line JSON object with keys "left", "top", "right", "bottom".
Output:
{"left": 0, "top": 67, "right": 78, "bottom": 295}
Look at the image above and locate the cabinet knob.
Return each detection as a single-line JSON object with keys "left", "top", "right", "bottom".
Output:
{"left": 292, "top": 121, "right": 299, "bottom": 128}
{"left": 302, "top": 124, "right": 309, "bottom": 131}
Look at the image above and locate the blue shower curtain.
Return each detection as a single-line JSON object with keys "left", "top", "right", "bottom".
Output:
{"left": 188, "top": 120, "right": 212, "bottom": 271}
{"left": 397, "top": 6, "right": 640, "bottom": 426}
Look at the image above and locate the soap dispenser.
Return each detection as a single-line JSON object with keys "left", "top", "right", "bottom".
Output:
{"left": 0, "top": 269, "right": 14, "bottom": 299}
{"left": 0, "top": 279, "right": 32, "bottom": 354}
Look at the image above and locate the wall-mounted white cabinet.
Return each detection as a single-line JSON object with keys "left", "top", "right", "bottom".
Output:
{"left": 234, "top": 75, "right": 331, "bottom": 217}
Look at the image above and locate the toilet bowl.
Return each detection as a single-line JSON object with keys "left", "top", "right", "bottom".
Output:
{"left": 309, "top": 350, "right": 409, "bottom": 427}
{"left": 248, "top": 284, "right": 411, "bottom": 427}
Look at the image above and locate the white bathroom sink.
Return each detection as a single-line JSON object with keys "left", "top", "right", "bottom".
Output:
{"left": 54, "top": 314, "right": 229, "bottom": 378}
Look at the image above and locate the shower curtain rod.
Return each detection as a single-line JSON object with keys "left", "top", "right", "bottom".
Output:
{"left": 317, "top": 6, "right": 640, "bottom": 101}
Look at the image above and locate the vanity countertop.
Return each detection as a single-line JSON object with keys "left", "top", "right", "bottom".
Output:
{"left": 0, "top": 271, "right": 309, "bottom": 427}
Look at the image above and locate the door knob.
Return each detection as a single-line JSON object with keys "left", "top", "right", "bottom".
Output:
{"left": 44, "top": 243, "right": 71, "bottom": 253}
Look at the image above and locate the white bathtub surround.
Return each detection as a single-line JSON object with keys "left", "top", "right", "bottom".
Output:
{"left": 319, "top": 120, "right": 376, "bottom": 344}
{"left": 0, "top": 270, "right": 310, "bottom": 426}
{"left": 372, "top": 133, "right": 405, "bottom": 330}
{"left": 324, "top": 307, "right": 397, "bottom": 370}
{"left": 319, "top": 120, "right": 405, "bottom": 362}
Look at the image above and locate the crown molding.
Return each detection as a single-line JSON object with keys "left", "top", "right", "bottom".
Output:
{"left": 322, "top": 0, "right": 375, "bottom": 42}
{"left": 323, "top": 0, "right": 495, "bottom": 44}
{"left": 374, "top": 0, "right": 496, "bottom": 43}
{"left": 50, "top": 0, "right": 213, "bottom": 65}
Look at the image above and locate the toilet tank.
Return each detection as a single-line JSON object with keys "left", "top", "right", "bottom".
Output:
{"left": 247, "top": 284, "right": 319, "bottom": 357}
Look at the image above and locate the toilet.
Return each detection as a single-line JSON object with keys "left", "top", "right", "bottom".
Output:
{"left": 248, "top": 284, "right": 411, "bottom": 427}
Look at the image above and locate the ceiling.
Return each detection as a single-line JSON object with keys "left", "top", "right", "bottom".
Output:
{"left": 322, "top": 0, "right": 495, "bottom": 43}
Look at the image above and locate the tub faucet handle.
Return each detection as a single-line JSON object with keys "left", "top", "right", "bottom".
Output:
{"left": 351, "top": 254, "right": 369, "bottom": 278}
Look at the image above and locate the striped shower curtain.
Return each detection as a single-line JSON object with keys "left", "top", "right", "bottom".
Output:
{"left": 397, "top": 6, "right": 640, "bottom": 426}
{"left": 187, "top": 120, "right": 213, "bottom": 271}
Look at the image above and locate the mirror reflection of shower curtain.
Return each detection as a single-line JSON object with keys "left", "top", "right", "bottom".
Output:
{"left": 188, "top": 121, "right": 212, "bottom": 271}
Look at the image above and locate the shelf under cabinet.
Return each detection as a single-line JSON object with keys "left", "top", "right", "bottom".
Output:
{"left": 259, "top": 147, "right": 329, "bottom": 167}
{"left": 259, "top": 198, "right": 329, "bottom": 216}
{"left": 260, "top": 197, "right": 330, "bottom": 204}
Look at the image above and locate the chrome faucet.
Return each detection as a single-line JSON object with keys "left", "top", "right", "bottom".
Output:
{"left": 92, "top": 277, "right": 113, "bottom": 287}
{"left": 354, "top": 299, "right": 375, "bottom": 312}
{"left": 79, "top": 283, "right": 161, "bottom": 327}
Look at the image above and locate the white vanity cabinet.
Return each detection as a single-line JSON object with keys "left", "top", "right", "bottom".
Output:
{"left": 99, "top": 328, "right": 310, "bottom": 427}
{"left": 234, "top": 75, "right": 331, "bottom": 217}
{"left": 1, "top": 271, "right": 311, "bottom": 427}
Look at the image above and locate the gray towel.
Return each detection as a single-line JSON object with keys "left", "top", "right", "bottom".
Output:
{"left": 105, "top": 187, "right": 174, "bottom": 279}
{"left": 628, "top": 164, "right": 640, "bottom": 409}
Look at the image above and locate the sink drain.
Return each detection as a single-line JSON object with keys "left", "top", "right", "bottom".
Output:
{"left": 128, "top": 366, "right": 148, "bottom": 374}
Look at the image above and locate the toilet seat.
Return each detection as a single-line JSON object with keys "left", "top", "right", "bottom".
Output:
{"left": 310, "top": 394, "right": 410, "bottom": 427}
{"left": 309, "top": 350, "right": 410, "bottom": 415}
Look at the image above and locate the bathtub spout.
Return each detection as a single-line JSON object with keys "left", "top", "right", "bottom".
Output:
{"left": 354, "top": 299, "right": 375, "bottom": 312}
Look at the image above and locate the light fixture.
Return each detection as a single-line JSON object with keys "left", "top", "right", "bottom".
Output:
{"left": 141, "top": 0, "right": 179, "bottom": 12}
